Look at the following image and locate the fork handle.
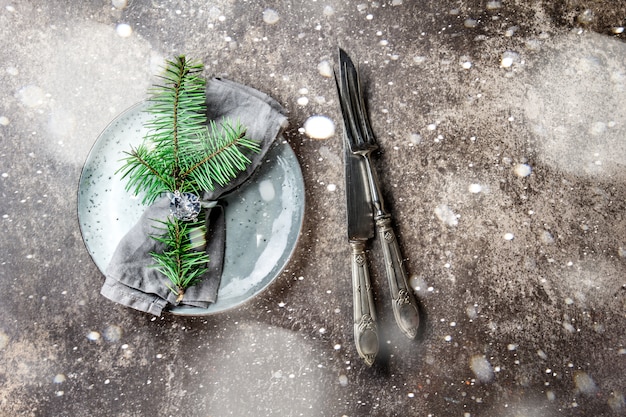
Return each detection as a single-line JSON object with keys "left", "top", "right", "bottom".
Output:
{"left": 376, "top": 216, "right": 420, "bottom": 339}
{"left": 350, "top": 241, "right": 379, "bottom": 366}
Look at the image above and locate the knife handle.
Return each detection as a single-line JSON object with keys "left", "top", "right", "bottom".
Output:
{"left": 350, "top": 241, "right": 379, "bottom": 366}
{"left": 376, "top": 216, "right": 420, "bottom": 339}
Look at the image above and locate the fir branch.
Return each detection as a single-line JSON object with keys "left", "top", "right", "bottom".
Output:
{"left": 121, "top": 55, "right": 208, "bottom": 204}
{"left": 120, "top": 55, "right": 260, "bottom": 204}
{"left": 117, "top": 55, "right": 262, "bottom": 299}
{"left": 150, "top": 218, "right": 209, "bottom": 301}
{"left": 177, "top": 119, "right": 261, "bottom": 194}
{"left": 116, "top": 145, "right": 173, "bottom": 204}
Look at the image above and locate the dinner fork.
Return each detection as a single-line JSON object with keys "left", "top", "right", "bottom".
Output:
{"left": 339, "top": 48, "right": 420, "bottom": 339}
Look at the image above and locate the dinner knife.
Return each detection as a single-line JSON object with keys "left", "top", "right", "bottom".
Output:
{"left": 339, "top": 82, "right": 379, "bottom": 367}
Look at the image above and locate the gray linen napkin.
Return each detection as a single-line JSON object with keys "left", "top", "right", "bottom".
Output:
{"left": 101, "top": 78, "right": 288, "bottom": 316}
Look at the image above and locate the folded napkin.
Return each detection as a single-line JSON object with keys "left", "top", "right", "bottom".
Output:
{"left": 101, "top": 78, "right": 288, "bottom": 316}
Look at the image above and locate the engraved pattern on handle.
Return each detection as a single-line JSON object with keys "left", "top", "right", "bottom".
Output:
{"left": 376, "top": 216, "right": 420, "bottom": 339}
{"left": 350, "top": 241, "right": 379, "bottom": 366}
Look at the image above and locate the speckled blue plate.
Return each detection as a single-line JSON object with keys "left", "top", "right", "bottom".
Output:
{"left": 78, "top": 101, "right": 305, "bottom": 315}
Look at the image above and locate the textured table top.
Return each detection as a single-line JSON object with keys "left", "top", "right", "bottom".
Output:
{"left": 1, "top": 1, "right": 625, "bottom": 416}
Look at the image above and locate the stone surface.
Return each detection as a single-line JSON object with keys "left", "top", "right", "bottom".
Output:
{"left": 1, "top": 1, "right": 625, "bottom": 416}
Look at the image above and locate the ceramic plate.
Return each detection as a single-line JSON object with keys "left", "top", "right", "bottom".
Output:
{"left": 78, "top": 101, "right": 305, "bottom": 315}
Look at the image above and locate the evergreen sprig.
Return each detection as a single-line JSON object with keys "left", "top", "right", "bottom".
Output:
{"left": 150, "top": 218, "right": 208, "bottom": 301}
{"left": 118, "top": 56, "right": 260, "bottom": 205}
{"left": 116, "top": 55, "right": 260, "bottom": 301}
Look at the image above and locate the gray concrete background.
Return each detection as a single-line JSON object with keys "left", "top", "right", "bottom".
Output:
{"left": 0, "top": 1, "right": 624, "bottom": 416}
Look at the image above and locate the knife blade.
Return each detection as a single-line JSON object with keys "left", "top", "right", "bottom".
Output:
{"left": 337, "top": 68, "right": 379, "bottom": 367}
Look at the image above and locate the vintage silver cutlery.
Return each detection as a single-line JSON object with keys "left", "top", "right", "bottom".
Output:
{"left": 336, "top": 48, "right": 420, "bottom": 343}
{"left": 337, "top": 77, "right": 380, "bottom": 367}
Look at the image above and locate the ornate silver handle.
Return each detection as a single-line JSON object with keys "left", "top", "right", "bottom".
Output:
{"left": 359, "top": 153, "right": 419, "bottom": 339}
{"left": 376, "top": 216, "right": 420, "bottom": 339}
{"left": 350, "top": 241, "right": 378, "bottom": 366}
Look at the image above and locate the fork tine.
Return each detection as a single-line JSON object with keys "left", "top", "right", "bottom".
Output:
{"left": 337, "top": 49, "right": 363, "bottom": 152}
{"left": 337, "top": 61, "right": 360, "bottom": 152}
{"left": 352, "top": 65, "right": 377, "bottom": 148}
